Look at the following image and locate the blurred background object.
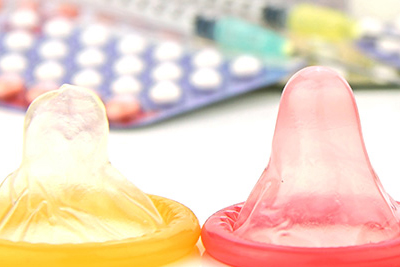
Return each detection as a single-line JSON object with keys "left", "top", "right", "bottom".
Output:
{"left": 0, "top": 0, "right": 399, "bottom": 129}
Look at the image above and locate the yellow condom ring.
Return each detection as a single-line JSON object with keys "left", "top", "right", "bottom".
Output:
{"left": 0, "top": 195, "right": 200, "bottom": 267}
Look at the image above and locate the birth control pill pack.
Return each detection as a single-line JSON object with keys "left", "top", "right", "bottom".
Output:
{"left": 357, "top": 37, "right": 400, "bottom": 70}
{"left": 356, "top": 18, "right": 400, "bottom": 70}
{"left": 0, "top": 0, "right": 301, "bottom": 128}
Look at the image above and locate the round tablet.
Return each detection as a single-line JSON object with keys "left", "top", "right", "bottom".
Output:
{"left": 376, "top": 37, "right": 400, "bottom": 55}
{"left": 76, "top": 48, "right": 106, "bottom": 67}
{"left": 9, "top": 8, "right": 39, "bottom": 29}
{"left": 111, "top": 76, "right": 142, "bottom": 95}
{"left": 105, "top": 95, "right": 142, "bottom": 123}
{"left": 39, "top": 39, "right": 69, "bottom": 60}
{"left": 149, "top": 81, "right": 182, "bottom": 104}
{"left": 113, "top": 55, "right": 144, "bottom": 75}
{"left": 153, "top": 41, "right": 183, "bottom": 61}
{"left": 190, "top": 68, "right": 222, "bottom": 91}
{"left": 34, "top": 61, "right": 65, "bottom": 81}
{"left": 4, "top": 30, "right": 34, "bottom": 51}
{"left": 151, "top": 62, "right": 182, "bottom": 81}
{"left": 0, "top": 73, "right": 25, "bottom": 100}
{"left": 72, "top": 69, "right": 103, "bottom": 89}
{"left": 80, "top": 24, "right": 110, "bottom": 47}
{"left": 55, "top": 3, "right": 80, "bottom": 18}
{"left": 230, "top": 55, "right": 262, "bottom": 78}
{"left": 192, "top": 48, "right": 223, "bottom": 68}
{"left": 43, "top": 17, "right": 74, "bottom": 38}
{"left": 117, "top": 34, "right": 148, "bottom": 55}
{"left": 0, "top": 53, "right": 28, "bottom": 73}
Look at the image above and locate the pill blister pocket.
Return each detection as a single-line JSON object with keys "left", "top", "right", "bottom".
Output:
{"left": 0, "top": 0, "right": 302, "bottom": 128}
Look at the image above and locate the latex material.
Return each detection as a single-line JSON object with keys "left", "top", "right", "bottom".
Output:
{"left": 214, "top": 17, "right": 291, "bottom": 58}
{"left": 0, "top": 85, "right": 200, "bottom": 265}
{"left": 202, "top": 66, "right": 400, "bottom": 267}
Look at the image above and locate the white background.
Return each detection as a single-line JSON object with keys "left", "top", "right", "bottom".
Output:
{"left": 0, "top": 87, "right": 400, "bottom": 266}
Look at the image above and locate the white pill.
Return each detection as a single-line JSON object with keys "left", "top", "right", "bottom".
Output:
{"left": 34, "top": 61, "right": 65, "bottom": 81}
{"left": 151, "top": 62, "right": 182, "bottom": 81}
{"left": 111, "top": 76, "right": 142, "bottom": 95}
{"left": 372, "top": 65, "right": 399, "bottom": 82}
{"left": 39, "top": 40, "right": 69, "bottom": 59}
{"left": 80, "top": 24, "right": 110, "bottom": 47}
{"left": 43, "top": 17, "right": 74, "bottom": 38}
{"left": 190, "top": 68, "right": 222, "bottom": 91}
{"left": 113, "top": 55, "right": 144, "bottom": 75}
{"left": 0, "top": 53, "right": 27, "bottom": 73}
{"left": 358, "top": 17, "right": 384, "bottom": 38}
{"left": 149, "top": 81, "right": 182, "bottom": 104}
{"left": 376, "top": 37, "right": 400, "bottom": 54}
{"left": 117, "top": 34, "right": 148, "bottom": 55}
{"left": 153, "top": 41, "right": 183, "bottom": 61}
{"left": 76, "top": 48, "right": 106, "bottom": 67}
{"left": 72, "top": 69, "right": 103, "bottom": 89}
{"left": 4, "top": 30, "right": 34, "bottom": 51}
{"left": 9, "top": 9, "right": 39, "bottom": 29}
{"left": 230, "top": 55, "right": 262, "bottom": 78}
{"left": 192, "top": 48, "right": 223, "bottom": 68}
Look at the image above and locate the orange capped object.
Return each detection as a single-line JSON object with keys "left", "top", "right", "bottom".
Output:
{"left": 202, "top": 66, "right": 400, "bottom": 267}
{"left": 0, "top": 85, "right": 200, "bottom": 266}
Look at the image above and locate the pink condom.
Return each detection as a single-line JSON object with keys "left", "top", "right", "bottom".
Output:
{"left": 202, "top": 66, "right": 400, "bottom": 267}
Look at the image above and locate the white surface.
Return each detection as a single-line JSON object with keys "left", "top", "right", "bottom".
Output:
{"left": 0, "top": 89, "right": 400, "bottom": 266}
{"left": 349, "top": 0, "right": 400, "bottom": 22}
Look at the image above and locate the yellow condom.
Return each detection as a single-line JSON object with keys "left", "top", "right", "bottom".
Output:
{"left": 0, "top": 85, "right": 200, "bottom": 266}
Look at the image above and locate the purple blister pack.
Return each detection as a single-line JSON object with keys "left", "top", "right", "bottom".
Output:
{"left": 0, "top": 0, "right": 302, "bottom": 128}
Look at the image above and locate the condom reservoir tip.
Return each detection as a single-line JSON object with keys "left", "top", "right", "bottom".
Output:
{"left": 202, "top": 66, "right": 400, "bottom": 267}
{"left": 0, "top": 84, "right": 200, "bottom": 267}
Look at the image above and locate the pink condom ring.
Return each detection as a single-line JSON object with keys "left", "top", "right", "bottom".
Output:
{"left": 202, "top": 66, "right": 400, "bottom": 267}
